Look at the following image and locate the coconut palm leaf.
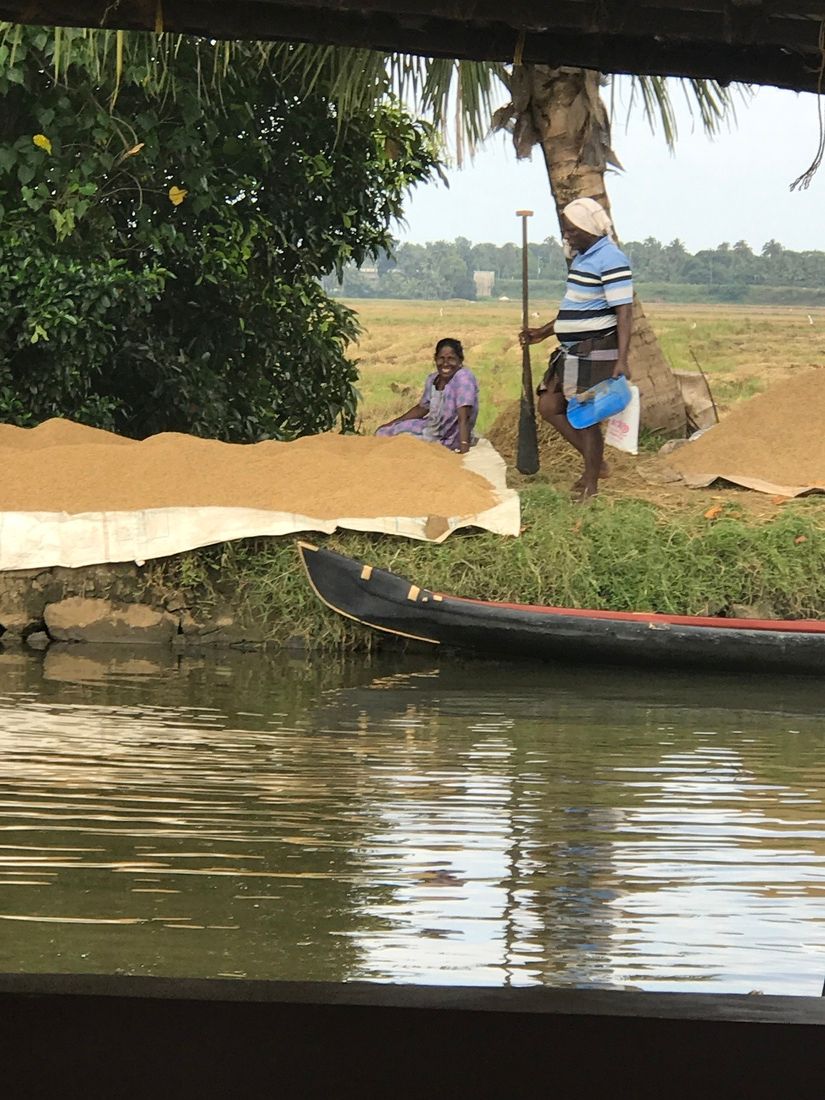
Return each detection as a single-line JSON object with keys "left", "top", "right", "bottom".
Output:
{"left": 0, "top": 25, "right": 742, "bottom": 156}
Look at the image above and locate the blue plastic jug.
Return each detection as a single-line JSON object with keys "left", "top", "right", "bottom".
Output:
{"left": 566, "top": 375, "right": 631, "bottom": 429}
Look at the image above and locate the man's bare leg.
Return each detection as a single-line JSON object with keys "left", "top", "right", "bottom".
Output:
{"left": 538, "top": 390, "right": 609, "bottom": 491}
{"left": 576, "top": 424, "right": 604, "bottom": 500}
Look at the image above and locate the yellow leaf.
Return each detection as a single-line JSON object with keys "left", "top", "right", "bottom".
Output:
{"left": 32, "top": 134, "right": 52, "bottom": 154}
{"left": 124, "top": 143, "right": 145, "bottom": 158}
{"left": 704, "top": 505, "right": 723, "bottom": 520}
{"left": 168, "top": 185, "right": 188, "bottom": 206}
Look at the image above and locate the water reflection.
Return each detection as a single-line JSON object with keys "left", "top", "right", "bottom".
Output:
{"left": 1, "top": 644, "right": 825, "bottom": 994}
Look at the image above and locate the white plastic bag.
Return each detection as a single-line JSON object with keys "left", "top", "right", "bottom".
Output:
{"left": 604, "top": 383, "right": 640, "bottom": 455}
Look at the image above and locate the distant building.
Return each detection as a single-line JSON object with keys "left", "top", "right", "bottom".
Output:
{"left": 473, "top": 270, "right": 495, "bottom": 298}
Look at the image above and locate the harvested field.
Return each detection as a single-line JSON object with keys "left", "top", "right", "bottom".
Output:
{"left": 351, "top": 298, "right": 825, "bottom": 430}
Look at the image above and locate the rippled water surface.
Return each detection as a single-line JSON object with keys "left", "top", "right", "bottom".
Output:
{"left": 2, "top": 643, "right": 825, "bottom": 994}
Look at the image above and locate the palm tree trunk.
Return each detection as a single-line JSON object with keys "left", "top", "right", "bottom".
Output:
{"left": 517, "top": 65, "right": 686, "bottom": 437}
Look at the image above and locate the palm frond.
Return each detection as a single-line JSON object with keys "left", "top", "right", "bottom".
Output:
{"left": 0, "top": 24, "right": 747, "bottom": 168}
{"left": 396, "top": 58, "right": 506, "bottom": 163}
{"left": 621, "top": 74, "right": 746, "bottom": 148}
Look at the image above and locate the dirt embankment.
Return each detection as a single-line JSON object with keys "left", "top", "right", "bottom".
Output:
{"left": 486, "top": 401, "right": 674, "bottom": 504}
{"left": 487, "top": 376, "right": 825, "bottom": 520}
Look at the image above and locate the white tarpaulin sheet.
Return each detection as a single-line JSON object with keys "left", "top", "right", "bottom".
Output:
{"left": 0, "top": 439, "right": 520, "bottom": 570}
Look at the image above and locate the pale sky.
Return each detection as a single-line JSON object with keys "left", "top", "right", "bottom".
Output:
{"left": 396, "top": 82, "right": 825, "bottom": 253}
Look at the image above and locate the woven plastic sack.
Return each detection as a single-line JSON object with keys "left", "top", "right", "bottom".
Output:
{"left": 604, "top": 384, "right": 640, "bottom": 455}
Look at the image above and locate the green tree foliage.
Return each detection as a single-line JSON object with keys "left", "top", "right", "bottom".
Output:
{"left": 332, "top": 235, "right": 825, "bottom": 305}
{"left": 0, "top": 26, "right": 438, "bottom": 439}
{"left": 328, "top": 237, "right": 568, "bottom": 299}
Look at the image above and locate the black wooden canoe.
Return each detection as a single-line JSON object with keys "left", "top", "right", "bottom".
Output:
{"left": 298, "top": 541, "right": 825, "bottom": 673}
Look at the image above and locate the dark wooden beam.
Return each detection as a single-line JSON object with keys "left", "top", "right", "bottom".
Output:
{"left": 187, "top": 0, "right": 824, "bottom": 52}
{"left": 2, "top": 0, "right": 825, "bottom": 93}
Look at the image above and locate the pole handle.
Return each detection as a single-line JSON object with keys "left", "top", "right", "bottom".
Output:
{"left": 517, "top": 210, "right": 533, "bottom": 330}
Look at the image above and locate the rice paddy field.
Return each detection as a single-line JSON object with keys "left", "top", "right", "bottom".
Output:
{"left": 349, "top": 298, "right": 825, "bottom": 434}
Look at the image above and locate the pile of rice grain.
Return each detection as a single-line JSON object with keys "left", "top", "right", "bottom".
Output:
{"left": 667, "top": 368, "right": 825, "bottom": 490}
{"left": 0, "top": 420, "right": 496, "bottom": 517}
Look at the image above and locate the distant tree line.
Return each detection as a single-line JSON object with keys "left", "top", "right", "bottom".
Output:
{"left": 324, "top": 236, "right": 565, "bottom": 299}
{"left": 325, "top": 236, "right": 825, "bottom": 305}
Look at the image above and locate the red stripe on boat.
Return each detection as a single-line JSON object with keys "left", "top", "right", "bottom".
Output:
{"left": 442, "top": 596, "right": 825, "bottom": 633}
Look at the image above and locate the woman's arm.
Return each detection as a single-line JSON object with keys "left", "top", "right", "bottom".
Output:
{"left": 612, "top": 303, "right": 633, "bottom": 379}
{"left": 456, "top": 406, "right": 471, "bottom": 454}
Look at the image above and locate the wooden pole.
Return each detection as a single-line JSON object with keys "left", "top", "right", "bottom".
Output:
{"left": 516, "top": 209, "right": 539, "bottom": 474}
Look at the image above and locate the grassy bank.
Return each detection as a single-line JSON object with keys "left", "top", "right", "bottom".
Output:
{"left": 155, "top": 485, "right": 825, "bottom": 651}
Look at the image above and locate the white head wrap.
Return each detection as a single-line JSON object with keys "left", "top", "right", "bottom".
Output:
{"left": 562, "top": 197, "right": 615, "bottom": 242}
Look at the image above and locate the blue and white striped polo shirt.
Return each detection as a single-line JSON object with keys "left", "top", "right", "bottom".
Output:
{"left": 554, "top": 237, "right": 633, "bottom": 347}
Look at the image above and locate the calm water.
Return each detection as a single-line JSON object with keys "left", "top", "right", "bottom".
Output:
{"left": 1, "top": 643, "right": 825, "bottom": 995}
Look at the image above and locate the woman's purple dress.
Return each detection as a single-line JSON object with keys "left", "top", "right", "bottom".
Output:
{"left": 376, "top": 367, "right": 479, "bottom": 450}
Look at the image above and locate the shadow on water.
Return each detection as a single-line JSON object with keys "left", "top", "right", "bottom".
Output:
{"left": 1, "top": 642, "right": 825, "bottom": 994}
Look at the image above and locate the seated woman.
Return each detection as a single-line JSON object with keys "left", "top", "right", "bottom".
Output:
{"left": 375, "top": 338, "right": 479, "bottom": 455}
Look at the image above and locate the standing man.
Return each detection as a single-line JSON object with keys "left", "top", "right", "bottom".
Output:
{"left": 520, "top": 197, "right": 633, "bottom": 500}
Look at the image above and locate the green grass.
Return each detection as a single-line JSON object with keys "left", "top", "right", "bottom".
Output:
{"left": 712, "top": 376, "right": 766, "bottom": 404}
{"left": 154, "top": 486, "right": 825, "bottom": 650}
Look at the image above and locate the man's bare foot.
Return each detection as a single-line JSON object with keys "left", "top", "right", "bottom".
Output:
{"left": 573, "top": 461, "right": 609, "bottom": 491}
{"left": 571, "top": 480, "right": 598, "bottom": 503}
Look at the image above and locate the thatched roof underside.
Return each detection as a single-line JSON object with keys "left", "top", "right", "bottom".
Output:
{"left": 3, "top": 1, "right": 825, "bottom": 93}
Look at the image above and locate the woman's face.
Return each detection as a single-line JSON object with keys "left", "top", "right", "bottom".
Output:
{"left": 434, "top": 344, "right": 462, "bottom": 382}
